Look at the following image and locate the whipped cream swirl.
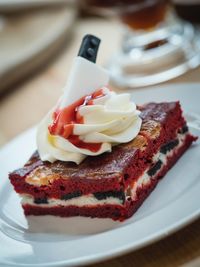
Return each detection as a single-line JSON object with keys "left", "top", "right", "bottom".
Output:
{"left": 37, "top": 88, "right": 141, "bottom": 164}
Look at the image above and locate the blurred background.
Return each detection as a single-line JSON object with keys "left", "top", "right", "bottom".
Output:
{"left": 0, "top": 1, "right": 200, "bottom": 266}
{"left": 1, "top": 0, "right": 200, "bottom": 148}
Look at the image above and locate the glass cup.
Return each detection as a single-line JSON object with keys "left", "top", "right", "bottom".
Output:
{"left": 79, "top": 0, "right": 200, "bottom": 88}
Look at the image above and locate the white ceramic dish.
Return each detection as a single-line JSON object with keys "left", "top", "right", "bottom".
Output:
{"left": 0, "top": 84, "right": 200, "bottom": 267}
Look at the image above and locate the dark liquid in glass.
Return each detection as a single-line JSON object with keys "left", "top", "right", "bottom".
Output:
{"left": 82, "top": 0, "right": 169, "bottom": 30}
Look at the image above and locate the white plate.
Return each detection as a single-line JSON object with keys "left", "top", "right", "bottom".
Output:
{"left": 0, "top": 84, "right": 200, "bottom": 267}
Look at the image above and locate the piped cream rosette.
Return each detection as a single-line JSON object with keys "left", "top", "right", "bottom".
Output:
{"left": 37, "top": 88, "right": 142, "bottom": 164}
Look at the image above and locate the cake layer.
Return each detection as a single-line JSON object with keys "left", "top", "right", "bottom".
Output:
{"left": 9, "top": 102, "right": 187, "bottom": 201}
{"left": 20, "top": 130, "right": 187, "bottom": 206}
{"left": 22, "top": 132, "right": 195, "bottom": 221}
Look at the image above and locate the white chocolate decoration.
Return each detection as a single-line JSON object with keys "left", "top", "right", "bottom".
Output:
{"left": 60, "top": 57, "right": 109, "bottom": 108}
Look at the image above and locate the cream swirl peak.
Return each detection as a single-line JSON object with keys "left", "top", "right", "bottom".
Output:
{"left": 37, "top": 35, "right": 142, "bottom": 164}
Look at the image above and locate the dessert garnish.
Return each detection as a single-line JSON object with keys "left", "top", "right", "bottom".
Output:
{"left": 37, "top": 35, "right": 142, "bottom": 164}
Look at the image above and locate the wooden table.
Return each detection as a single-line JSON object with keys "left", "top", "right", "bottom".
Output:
{"left": 0, "top": 17, "right": 199, "bottom": 267}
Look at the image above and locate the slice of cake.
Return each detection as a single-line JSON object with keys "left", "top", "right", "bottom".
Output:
{"left": 9, "top": 35, "right": 197, "bottom": 221}
{"left": 9, "top": 101, "right": 197, "bottom": 221}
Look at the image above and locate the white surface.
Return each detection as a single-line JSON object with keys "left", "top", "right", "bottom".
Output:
{"left": 0, "top": 84, "right": 200, "bottom": 267}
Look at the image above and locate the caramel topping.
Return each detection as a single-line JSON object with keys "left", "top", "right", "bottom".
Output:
{"left": 140, "top": 120, "right": 161, "bottom": 139}
{"left": 25, "top": 166, "right": 60, "bottom": 186}
{"left": 125, "top": 135, "right": 148, "bottom": 151}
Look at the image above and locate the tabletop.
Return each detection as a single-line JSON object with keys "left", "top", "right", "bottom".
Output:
{"left": 0, "top": 15, "right": 200, "bottom": 267}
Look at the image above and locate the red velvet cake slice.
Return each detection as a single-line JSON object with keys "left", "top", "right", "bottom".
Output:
{"left": 9, "top": 101, "right": 197, "bottom": 221}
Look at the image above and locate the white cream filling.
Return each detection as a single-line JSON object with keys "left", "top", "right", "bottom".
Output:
{"left": 21, "top": 194, "right": 122, "bottom": 207}
{"left": 129, "top": 132, "right": 187, "bottom": 200}
{"left": 22, "top": 132, "right": 187, "bottom": 207}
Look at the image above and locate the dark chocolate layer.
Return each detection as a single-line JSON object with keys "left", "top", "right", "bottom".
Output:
{"left": 94, "top": 190, "right": 125, "bottom": 204}
{"left": 34, "top": 198, "right": 48, "bottom": 204}
{"left": 160, "top": 139, "right": 179, "bottom": 154}
{"left": 147, "top": 160, "right": 163, "bottom": 176}
{"left": 178, "top": 124, "right": 188, "bottom": 134}
{"left": 61, "top": 191, "right": 82, "bottom": 200}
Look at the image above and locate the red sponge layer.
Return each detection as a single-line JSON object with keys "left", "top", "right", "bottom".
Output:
{"left": 22, "top": 134, "right": 195, "bottom": 221}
